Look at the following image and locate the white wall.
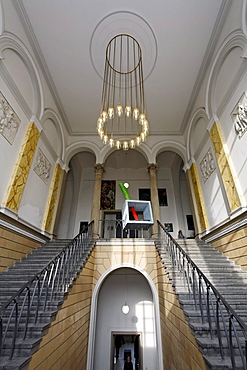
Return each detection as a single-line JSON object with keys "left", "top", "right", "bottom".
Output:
{"left": 94, "top": 268, "right": 158, "bottom": 370}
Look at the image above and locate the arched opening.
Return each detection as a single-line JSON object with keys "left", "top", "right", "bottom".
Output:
{"left": 87, "top": 265, "right": 163, "bottom": 370}
{"left": 156, "top": 150, "right": 195, "bottom": 238}
{"left": 55, "top": 151, "right": 96, "bottom": 238}
{"left": 100, "top": 150, "right": 150, "bottom": 238}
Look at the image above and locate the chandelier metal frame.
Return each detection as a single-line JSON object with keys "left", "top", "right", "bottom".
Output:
{"left": 97, "top": 34, "right": 149, "bottom": 150}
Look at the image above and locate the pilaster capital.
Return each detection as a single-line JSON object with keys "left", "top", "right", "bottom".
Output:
{"left": 94, "top": 163, "right": 105, "bottom": 176}
{"left": 147, "top": 163, "right": 158, "bottom": 176}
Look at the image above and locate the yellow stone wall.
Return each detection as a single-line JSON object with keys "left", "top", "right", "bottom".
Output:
{"left": 28, "top": 241, "right": 206, "bottom": 370}
{"left": 209, "top": 121, "right": 241, "bottom": 212}
{"left": 211, "top": 226, "right": 247, "bottom": 270}
{"left": 2, "top": 122, "right": 40, "bottom": 212}
{"left": 0, "top": 226, "right": 40, "bottom": 272}
{"left": 42, "top": 163, "right": 64, "bottom": 234}
{"left": 189, "top": 163, "right": 209, "bottom": 232}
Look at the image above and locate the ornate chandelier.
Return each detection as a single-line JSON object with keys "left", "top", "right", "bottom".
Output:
{"left": 97, "top": 34, "right": 149, "bottom": 150}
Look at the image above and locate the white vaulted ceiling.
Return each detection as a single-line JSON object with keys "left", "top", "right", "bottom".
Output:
{"left": 14, "top": 0, "right": 229, "bottom": 139}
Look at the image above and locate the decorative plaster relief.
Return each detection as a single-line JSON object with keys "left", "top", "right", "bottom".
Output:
{"left": 231, "top": 93, "right": 247, "bottom": 139}
{"left": 200, "top": 148, "right": 215, "bottom": 182}
{"left": 0, "top": 91, "right": 20, "bottom": 144}
{"left": 33, "top": 148, "right": 51, "bottom": 184}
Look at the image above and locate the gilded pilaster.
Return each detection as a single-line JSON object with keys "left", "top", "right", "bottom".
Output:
{"left": 189, "top": 162, "right": 209, "bottom": 232}
{"left": 2, "top": 122, "right": 40, "bottom": 212}
{"left": 42, "top": 163, "right": 64, "bottom": 233}
{"left": 209, "top": 121, "right": 241, "bottom": 212}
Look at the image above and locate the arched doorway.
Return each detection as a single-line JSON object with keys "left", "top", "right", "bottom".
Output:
{"left": 87, "top": 265, "right": 163, "bottom": 370}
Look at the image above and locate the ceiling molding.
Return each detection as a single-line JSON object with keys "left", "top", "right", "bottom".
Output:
{"left": 180, "top": 0, "right": 232, "bottom": 135}
{"left": 13, "top": 0, "right": 71, "bottom": 135}
{"left": 0, "top": 59, "right": 32, "bottom": 120}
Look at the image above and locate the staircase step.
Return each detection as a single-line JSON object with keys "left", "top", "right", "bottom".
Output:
{"left": 0, "top": 356, "right": 31, "bottom": 370}
{"left": 1, "top": 337, "right": 42, "bottom": 357}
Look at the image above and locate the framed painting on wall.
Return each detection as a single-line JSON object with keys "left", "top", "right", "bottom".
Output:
{"left": 139, "top": 188, "right": 151, "bottom": 201}
{"left": 158, "top": 188, "right": 168, "bottom": 206}
{"left": 164, "top": 223, "right": 173, "bottom": 232}
{"left": 101, "top": 180, "right": 116, "bottom": 210}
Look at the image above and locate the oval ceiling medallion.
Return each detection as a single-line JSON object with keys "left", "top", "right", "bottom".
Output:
{"left": 90, "top": 11, "right": 157, "bottom": 81}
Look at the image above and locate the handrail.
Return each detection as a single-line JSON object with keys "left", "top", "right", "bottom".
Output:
{"left": 157, "top": 220, "right": 247, "bottom": 369}
{"left": 0, "top": 221, "right": 94, "bottom": 360}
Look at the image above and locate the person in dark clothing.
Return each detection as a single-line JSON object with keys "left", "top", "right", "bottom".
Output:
{"left": 115, "top": 335, "right": 122, "bottom": 359}
{"left": 124, "top": 355, "right": 133, "bottom": 370}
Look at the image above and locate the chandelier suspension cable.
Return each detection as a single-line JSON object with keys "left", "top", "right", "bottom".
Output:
{"left": 97, "top": 34, "right": 149, "bottom": 150}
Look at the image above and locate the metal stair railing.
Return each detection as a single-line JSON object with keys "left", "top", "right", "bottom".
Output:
{"left": 99, "top": 219, "right": 151, "bottom": 238}
{"left": 0, "top": 221, "right": 94, "bottom": 360}
{"left": 157, "top": 220, "right": 247, "bottom": 369}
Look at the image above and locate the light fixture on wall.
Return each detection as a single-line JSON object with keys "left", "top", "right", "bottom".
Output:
{"left": 97, "top": 34, "right": 149, "bottom": 151}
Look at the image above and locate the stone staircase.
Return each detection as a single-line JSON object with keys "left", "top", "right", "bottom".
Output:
{"left": 156, "top": 238, "right": 247, "bottom": 369}
{"left": 0, "top": 238, "right": 94, "bottom": 370}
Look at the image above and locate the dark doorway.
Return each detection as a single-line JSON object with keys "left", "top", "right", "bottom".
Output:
{"left": 112, "top": 333, "right": 141, "bottom": 370}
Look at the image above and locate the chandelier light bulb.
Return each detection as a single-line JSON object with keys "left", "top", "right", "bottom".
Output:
{"left": 103, "top": 134, "right": 108, "bottom": 144}
{"left": 129, "top": 138, "right": 135, "bottom": 149}
{"left": 125, "top": 105, "right": 132, "bottom": 117}
{"left": 140, "top": 131, "right": 146, "bottom": 142}
{"left": 136, "top": 136, "right": 141, "bottom": 146}
{"left": 116, "top": 104, "right": 123, "bottom": 117}
{"left": 108, "top": 107, "right": 114, "bottom": 119}
{"left": 97, "top": 117, "right": 103, "bottom": 129}
{"left": 123, "top": 140, "right": 129, "bottom": 151}
{"left": 139, "top": 113, "right": 145, "bottom": 124}
{"left": 115, "top": 140, "right": 121, "bottom": 150}
{"left": 133, "top": 108, "right": 139, "bottom": 120}
{"left": 143, "top": 119, "right": 149, "bottom": 134}
{"left": 101, "top": 111, "right": 108, "bottom": 123}
{"left": 99, "top": 129, "right": 104, "bottom": 139}
{"left": 109, "top": 137, "right": 114, "bottom": 148}
{"left": 124, "top": 182, "right": 129, "bottom": 188}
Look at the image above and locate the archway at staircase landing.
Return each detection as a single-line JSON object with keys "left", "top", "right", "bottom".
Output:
{"left": 86, "top": 264, "right": 163, "bottom": 370}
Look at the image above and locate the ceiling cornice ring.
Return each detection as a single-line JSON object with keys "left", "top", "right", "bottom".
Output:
{"left": 90, "top": 11, "right": 157, "bottom": 81}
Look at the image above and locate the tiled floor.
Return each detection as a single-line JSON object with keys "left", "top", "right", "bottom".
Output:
{"left": 114, "top": 342, "right": 135, "bottom": 370}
